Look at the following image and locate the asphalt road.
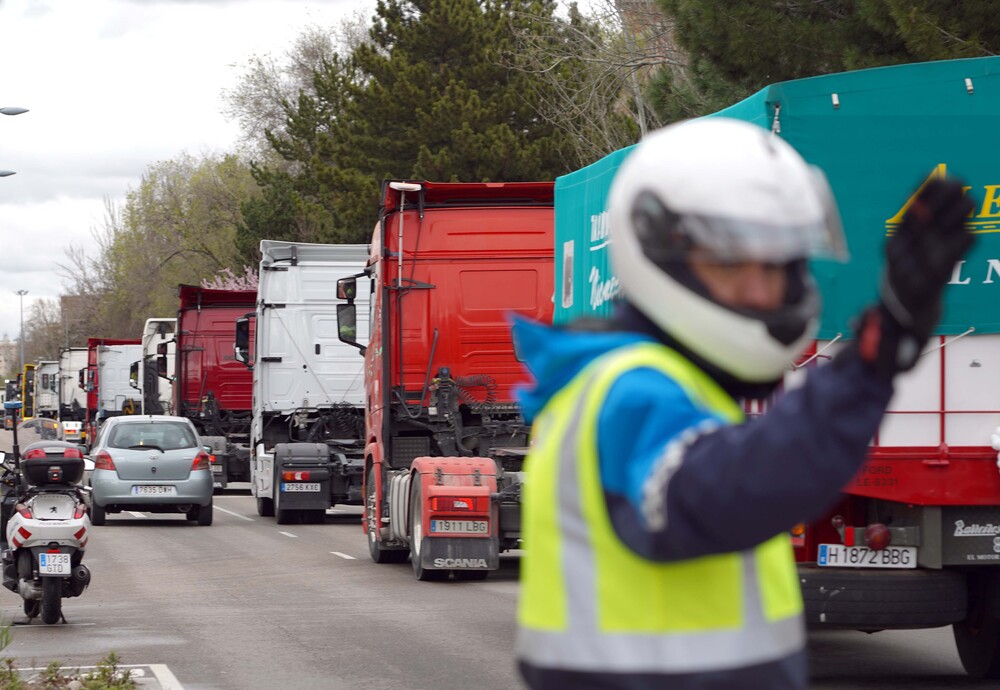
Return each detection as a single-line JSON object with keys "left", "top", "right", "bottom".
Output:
{"left": 0, "top": 429, "right": 989, "bottom": 689}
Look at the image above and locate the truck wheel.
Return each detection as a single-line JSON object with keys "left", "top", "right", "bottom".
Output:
{"left": 40, "top": 577, "right": 61, "bottom": 624}
{"left": 409, "top": 477, "right": 447, "bottom": 581}
{"left": 799, "top": 566, "right": 966, "bottom": 629}
{"left": 954, "top": 616, "right": 1000, "bottom": 678}
{"left": 366, "top": 467, "right": 407, "bottom": 564}
{"left": 256, "top": 496, "right": 274, "bottom": 517}
{"left": 954, "top": 570, "right": 1000, "bottom": 678}
{"left": 90, "top": 502, "right": 106, "bottom": 527}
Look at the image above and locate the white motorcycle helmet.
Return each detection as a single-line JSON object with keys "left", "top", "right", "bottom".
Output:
{"left": 608, "top": 117, "right": 846, "bottom": 382}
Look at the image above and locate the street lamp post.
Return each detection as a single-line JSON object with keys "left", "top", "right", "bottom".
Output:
{"left": 15, "top": 289, "right": 27, "bottom": 372}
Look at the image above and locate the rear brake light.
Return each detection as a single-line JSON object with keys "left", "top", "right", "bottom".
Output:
{"left": 282, "top": 471, "right": 311, "bottom": 481}
{"left": 15, "top": 503, "right": 32, "bottom": 519}
{"left": 429, "top": 496, "right": 486, "bottom": 512}
{"left": 94, "top": 450, "right": 116, "bottom": 471}
{"left": 74, "top": 504, "right": 87, "bottom": 519}
{"left": 192, "top": 451, "right": 211, "bottom": 471}
{"left": 23, "top": 447, "right": 83, "bottom": 460}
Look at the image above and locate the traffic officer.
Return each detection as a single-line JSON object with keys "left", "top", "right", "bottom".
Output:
{"left": 513, "top": 117, "right": 974, "bottom": 689}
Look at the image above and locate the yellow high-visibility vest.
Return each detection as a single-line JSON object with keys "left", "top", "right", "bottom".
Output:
{"left": 517, "top": 343, "right": 804, "bottom": 674}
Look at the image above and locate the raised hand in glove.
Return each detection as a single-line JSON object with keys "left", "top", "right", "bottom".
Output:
{"left": 855, "top": 178, "right": 975, "bottom": 379}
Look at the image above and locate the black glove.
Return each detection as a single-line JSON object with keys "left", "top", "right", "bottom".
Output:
{"left": 855, "top": 178, "right": 975, "bottom": 379}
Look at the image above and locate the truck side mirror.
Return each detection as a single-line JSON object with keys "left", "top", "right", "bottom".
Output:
{"left": 129, "top": 361, "right": 140, "bottom": 390}
{"left": 336, "top": 304, "right": 366, "bottom": 356}
{"left": 337, "top": 277, "right": 357, "bottom": 302}
{"left": 234, "top": 316, "right": 252, "bottom": 368}
{"left": 156, "top": 342, "right": 169, "bottom": 378}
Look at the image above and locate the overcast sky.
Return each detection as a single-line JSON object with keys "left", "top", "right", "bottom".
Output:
{"left": 0, "top": 0, "right": 363, "bottom": 347}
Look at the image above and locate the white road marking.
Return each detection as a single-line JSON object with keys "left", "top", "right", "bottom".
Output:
{"left": 127, "top": 511, "right": 146, "bottom": 518}
{"left": 215, "top": 506, "right": 254, "bottom": 522}
{"left": 150, "top": 663, "right": 185, "bottom": 689}
{"left": 331, "top": 551, "right": 356, "bottom": 560}
{"left": 279, "top": 531, "right": 298, "bottom": 538}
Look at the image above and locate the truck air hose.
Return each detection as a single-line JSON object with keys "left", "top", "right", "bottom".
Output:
{"left": 455, "top": 375, "right": 498, "bottom": 411}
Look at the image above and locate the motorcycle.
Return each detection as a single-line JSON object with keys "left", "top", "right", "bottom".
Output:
{"left": 1, "top": 401, "right": 92, "bottom": 624}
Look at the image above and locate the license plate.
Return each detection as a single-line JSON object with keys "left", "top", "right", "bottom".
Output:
{"left": 282, "top": 482, "right": 320, "bottom": 492}
{"left": 430, "top": 519, "right": 488, "bottom": 535}
{"left": 211, "top": 464, "right": 223, "bottom": 474}
{"left": 818, "top": 544, "right": 917, "bottom": 569}
{"left": 131, "top": 485, "right": 177, "bottom": 496}
{"left": 38, "top": 553, "right": 70, "bottom": 576}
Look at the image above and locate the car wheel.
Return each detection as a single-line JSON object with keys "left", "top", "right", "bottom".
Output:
{"left": 197, "top": 501, "right": 213, "bottom": 526}
{"left": 90, "top": 502, "right": 106, "bottom": 526}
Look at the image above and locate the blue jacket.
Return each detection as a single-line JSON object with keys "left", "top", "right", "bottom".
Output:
{"left": 513, "top": 309, "right": 894, "bottom": 690}
{"left": 513, "top": 313, "right": 893, "bottom": 561}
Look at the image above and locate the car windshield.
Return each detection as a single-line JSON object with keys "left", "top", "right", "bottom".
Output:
{"left": 108, "top": 422, "right": 196, "bottom": 451}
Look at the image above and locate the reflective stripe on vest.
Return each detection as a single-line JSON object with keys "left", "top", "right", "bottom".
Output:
{"left": 517, "top": 343, "right": 804, "bottom": 674}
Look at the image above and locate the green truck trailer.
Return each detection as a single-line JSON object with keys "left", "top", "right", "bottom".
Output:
{"left": 555, "top": 56, "right": 1000, "bottom": 678}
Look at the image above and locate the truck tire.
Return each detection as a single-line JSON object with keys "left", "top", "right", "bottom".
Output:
{"left": 799, "top": 566, "right": 967, "bottom": 630}
{"left": 256, "top": 496, "right": 274, "bottom": 518}
{"left": 953, "top": 570, "right": 1000, "bottom": 678}
{"left": 366, "top": 466, "right": 407, "bottom": 564}
{"left": 409, "top": 476, "right": 447, "bottom": 581}
{"left": 954, "top": 616, "right": 1000, "bottom": 678}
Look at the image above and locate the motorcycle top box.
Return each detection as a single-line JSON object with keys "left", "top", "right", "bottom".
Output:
{"left": 21, "top": 442, "right": 85, "bottom": 486}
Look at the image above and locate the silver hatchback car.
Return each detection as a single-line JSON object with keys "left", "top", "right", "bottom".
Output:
{"left": 88, "top": 415, "right": 213, "bottom": 526}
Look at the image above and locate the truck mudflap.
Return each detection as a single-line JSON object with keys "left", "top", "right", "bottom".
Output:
{"left": 274, "top": 443, "right": 332, "bottom": 513}
{"left": 416, "top": 535, "right": 500, "bottom": 571}
{"left": 409, "top": 456, "right": 501, "bottom": 579}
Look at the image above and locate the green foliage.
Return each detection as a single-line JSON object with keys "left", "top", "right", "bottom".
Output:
{"left": 74, "top": 154, "right": 259, "bottom": 339}
{"left": 0, "top": 652, "right": 135, "bottom": 690}
{"left": 655, "top": 0, "right": 1000, "bottom": 118}
{"left": 238, "top": 0, "right": 582, "bottom": 257}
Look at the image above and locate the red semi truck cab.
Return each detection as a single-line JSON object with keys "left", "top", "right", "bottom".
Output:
{"left": 336, "top": 180, "right": 554, "bottom": 580}
{"left": 81, "top": 338, "right": 141, "bottom": 448}
{"left": 174, "top": 285, "right": 256, "bottom": 489}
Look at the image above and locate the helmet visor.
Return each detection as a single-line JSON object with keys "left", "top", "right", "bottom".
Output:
{"left": 676, "top": 210, "right": 847, "bottom": 264}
